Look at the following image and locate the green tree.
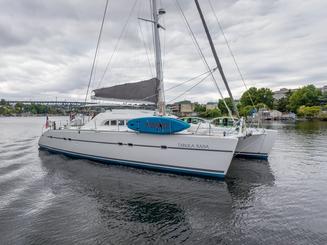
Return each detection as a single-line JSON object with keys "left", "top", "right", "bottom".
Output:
{"left": 0, "top": 99, "right": 7, "bottom": 106}
{"left": 276, "top": 97, "right": 288, "bottom": 112}
{"left": 256, "top": 103, "right": 267, "bottom": 109}
{"left": 199, "top": 108, "right": 222, "bottom": 118}
{"left": 297, "top": 106, "right": 321, "bottom": 118}
{"left": 239, "top": 87, "right": 274, "bottom": 109}
{"left": 194, "top": 103, "right": 206, "bottom": 113}
{"left": 207, "top": 108, "right": 222, "bottom": 118}
{"left": 0, "top": 105, "right": 14, "bottom": 115}
{"left": 288, "top": 85, "right": 321, "bottom": 112}
{"left": 218, "top": 98, "right": 234, "bottom": 115}
{"left": 15, "top": 102, "right": 24, "bottom": 113}
{"left": 239, "top": 105, "right": 255, "bottom": 117}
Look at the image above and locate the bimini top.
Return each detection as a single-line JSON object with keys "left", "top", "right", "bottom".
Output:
{"left": 92, "top": 78, "right": 159, "bottom": 104}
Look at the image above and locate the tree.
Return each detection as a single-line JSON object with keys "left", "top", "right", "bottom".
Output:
{"left": 218, "top": 97, "right": 234, "bottom": 115}
{"left": 199, "top": 108, "right": 222, "bottom": 118}
{"left": 256, "top": 103, "right": 267, "bottom": 109}
{"left": 239, "top": 105, "right": 255, "bottom": 117}
{"left": 256, "top": 88, "right": 274, "bottom": 108}
{"left": 239, "top": 87, "right": 274, "bottom": 109}
{"left": 276, "top": 97, "right": 289, "bottom": 112}
{"left": 297, "top": 106, "right": 321, "bottom": 118}
{"left": 0, "top": 99, "right": 7, "bottom": 106}
{"left": 194, "top": 103, "right": 206, "bottom": 113}
{"left": 15, "top": 102, "right": 24, "bottom": 113}
{"left": 288, "top": 85, "right": 321, "bottom": 112}
{"left": 207, "top": 108, "right": 222, "bottom": 118}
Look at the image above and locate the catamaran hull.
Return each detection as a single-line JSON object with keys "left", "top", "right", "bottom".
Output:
{"left": 38, "top": 129, "right": 238, "bottom": 178}
{"left": 235, "top": 129, "right": 277, "bottom": 160}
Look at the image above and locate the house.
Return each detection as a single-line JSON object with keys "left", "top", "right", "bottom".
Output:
{"left": 206, "top": 102, "right": 218, "bottom": 110}
{"left": 273, "top": 88, "right": 295, "bottom": 100}
{"left": 270, "top": 110, "right": 282, "bottom": 120}
{"left": 281, "top": 112, "right": 297, "bottom": 121}
{"left": 258, "top": 108, "right": 272, "bottom": 120}
{"left": 320, "top": 85, "right": 327, "bottom": 94}
{"left": 170, "top": 100, "right": 195, "bottom": 117}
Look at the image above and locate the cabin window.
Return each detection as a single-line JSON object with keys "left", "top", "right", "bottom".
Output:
{"left": 192, "top": 118, "right": 199, "bottom": 124}
{"left": 187, "top": 118, "right": 192, "bottom": 123}
{"left": 223, "top": 118, "right": 228, "bottom": 126}
{"left": 118, "top": 120, "right": 125, "bottom": 126}
{"left": 111, "top": 120, "right": 117, "bottom": 126}
{"left": 104, "top": 120, "right": 110, "bottom": 126}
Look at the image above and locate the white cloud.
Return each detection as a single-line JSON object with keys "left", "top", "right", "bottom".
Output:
{"left": 0, "top": 0, "right": 326, "bottom": 103}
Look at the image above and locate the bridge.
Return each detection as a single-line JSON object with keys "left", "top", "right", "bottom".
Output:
{"left": 6, "top": 100, "right": 96, "bottom": 107}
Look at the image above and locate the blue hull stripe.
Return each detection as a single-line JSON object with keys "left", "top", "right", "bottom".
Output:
{"left": 39, "top": 144, "right": 225, "bottom": 179}
{"left": 234, "top": 152, "right": 268, "bottom": 160}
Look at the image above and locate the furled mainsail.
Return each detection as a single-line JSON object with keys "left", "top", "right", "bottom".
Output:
{"left": 92, "top": 78, "right": 159, "bottom": 104}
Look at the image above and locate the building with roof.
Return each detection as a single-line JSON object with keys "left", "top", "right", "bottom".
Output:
{"left": 206, "top": 102, "right": 218, "bottom": 111}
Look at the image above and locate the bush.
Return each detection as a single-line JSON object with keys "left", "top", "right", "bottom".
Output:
{"left": 297, "top": 106, "right": 321, "bottom": 118}
{"left": 240, "top": 105, "right": 255, "bottom": 117}
{"left": 289, "top": 85, "right": 321, "bottom": 112}
{"left": 199, "top": 108, "right": 222, "bottom": 118}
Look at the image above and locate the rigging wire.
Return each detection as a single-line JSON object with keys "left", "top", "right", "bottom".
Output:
{"left": 166, "top": 68, "right": 217, "bottom": 93}
{"left": 141, "top": 68, "right": 216, "bottom": 102}
{"left": 84, "top": 0, "right": 109, "bottom": 103}
{"left": 137, "top": 10, "right": 155, "bottom": 77}
{"left": 159, "top": 0, "right": 166, "bottom": 77}
{"left": 167, "top": 72, "right": 212, "bottom": 104}
{"left": 174, "top": 0, "right": 233, "bottom": 119}
{"left": 208, "top": 0, "right": 256, "bottom": 110}
{"left": 96, "top": 0, "right": 139, "bottom": 89}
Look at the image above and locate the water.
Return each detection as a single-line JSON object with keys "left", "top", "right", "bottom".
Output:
{"left": 0, "top": 117, "right": 327, "bottom": 244}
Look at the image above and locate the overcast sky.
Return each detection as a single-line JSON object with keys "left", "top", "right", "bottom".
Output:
{"left": 1, "top": 0, "right": 326, "bottom": 103}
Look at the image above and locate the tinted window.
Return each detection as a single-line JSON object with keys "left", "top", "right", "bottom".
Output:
{"left": 118, "top": 120, "right": 124, "bottom": 126}
{"left": 111, "top": 120, "right": 117, "bottom": 126}
{"left": 104, "top": 120, "right": 109, "bottom": 126}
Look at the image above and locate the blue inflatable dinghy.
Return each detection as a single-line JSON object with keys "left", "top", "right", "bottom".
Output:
{"left": 127, "top": 116, "right": 190, "bottom": 134}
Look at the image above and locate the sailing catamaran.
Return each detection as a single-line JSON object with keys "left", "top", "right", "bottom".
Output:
{"left": 181, "top": 0, "right": 277, "bottom": 160}
{"left": 39, "top": 0, "right": 243, "bottom": 178}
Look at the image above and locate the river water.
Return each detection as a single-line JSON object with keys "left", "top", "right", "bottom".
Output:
{"left": 0, "top": 117, "right": 326, "bottom": 244}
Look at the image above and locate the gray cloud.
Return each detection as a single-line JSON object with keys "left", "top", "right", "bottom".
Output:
{"left": 0, "top": 0, "right": 326, "bottom": 103}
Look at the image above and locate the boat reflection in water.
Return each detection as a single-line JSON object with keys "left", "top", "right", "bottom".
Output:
{"left": 38, "top": 150, "right": 275, "bottom": 243}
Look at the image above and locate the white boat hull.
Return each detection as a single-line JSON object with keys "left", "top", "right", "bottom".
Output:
{"left": 187, "top": 123, "right": 277, "bottom": 160}
{"left": 235, "top": 129, "right": 277, "bottom": 159}
{"left": 38, "top": 129, "right": 238, "bottom": 178}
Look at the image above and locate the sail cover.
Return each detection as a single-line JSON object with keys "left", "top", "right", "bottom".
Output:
{"left": 92, "top": 78, "right": 159, "bottom": 104}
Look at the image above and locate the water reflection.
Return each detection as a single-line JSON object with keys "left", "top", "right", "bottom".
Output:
{"left": 126, "top": 196, "right": 185, "bottom": 224}
{"left": 37, "top": 148, "right": 276, "bottom": 243}
{"left": 2, "top": 117, "right": 327, "bottom": 244}
{"left": 226, "top": 158, "right": 275, "bottom": 203}
{"left": 294, "top": 120, "right": 327, "bottom": 134}
{"left": 265, "top": 120, "right": 327, "bottom": 135}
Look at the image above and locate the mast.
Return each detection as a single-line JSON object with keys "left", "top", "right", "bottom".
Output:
{"left": 194, "top": 0, "right": 239, "bottom": 117}
{"left": 152, "top": 0, "right": 165, "bottom": 115}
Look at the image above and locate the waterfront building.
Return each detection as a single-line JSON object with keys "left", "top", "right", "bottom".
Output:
{"left": 273, "top": 88, "right": 295, "bottom": 100}
{"left": 206, "top": 102, "right": 218, "bottom": 110}
{"left": 170, "top": 101, "right": 195, "bottom": 117}
{"left": 321, "top": 85, "right": 327, "bottom": 94}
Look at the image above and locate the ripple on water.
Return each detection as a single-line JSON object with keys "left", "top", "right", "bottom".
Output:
{"left": 0, "top": 118, "right": 327, "bottom": 244}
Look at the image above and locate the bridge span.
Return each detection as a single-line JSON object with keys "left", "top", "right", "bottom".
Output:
{"left": 6, "top": 100, "right": 96, "bottom": 107}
